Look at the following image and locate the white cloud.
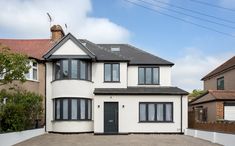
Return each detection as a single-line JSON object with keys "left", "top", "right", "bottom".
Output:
{"left": 0, "top": 0, "right": 130, "bottom": 43}
{"left": 171, "top": 48, "right": 233, "bottom": 92}
{"left": 219, "top": 0, "right": 235, "bottom": 9}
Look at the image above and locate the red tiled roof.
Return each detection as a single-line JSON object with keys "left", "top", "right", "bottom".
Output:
{"left": 0, "top": 39, "right": 53, "bottom": 60}
{"left": 189, "top": 90, "right": 235, "bottom": 105}
{"left": 202, "top": 56, "right": 235, "bottom": 80}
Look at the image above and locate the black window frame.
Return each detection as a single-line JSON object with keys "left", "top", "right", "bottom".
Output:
{"left": 217, "top": 77, "right": 224, "bottom": 90}
{"left": 53, "top": 59, "right": 92, "bottom": 81}
{"left": 104, "top": 63, "right": 120, "bottom": 82}
{"left": 139, "top": 102, "right": 173, "bottom": 123}
{"left": 54, "top": 97, "right": 92, "bottom": 121}
{"left": 138, "top": 67, "right": 160, "bottom": 85}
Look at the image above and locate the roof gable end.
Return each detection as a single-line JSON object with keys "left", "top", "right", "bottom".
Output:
{"left": 43, "top": 33, "right": 96, "bottom": 60}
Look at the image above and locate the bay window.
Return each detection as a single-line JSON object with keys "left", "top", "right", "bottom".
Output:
{"left": 54, "top": 59, "right": 91, "bottom": 81}
{"left": 139, "top": 102, "right": 173, "bottom": 122}
{"left": 54, "top": 98, "right": 92, "bottom": 121}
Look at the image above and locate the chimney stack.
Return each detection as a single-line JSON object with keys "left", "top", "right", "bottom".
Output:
{"left": 50, "top": 25, "right": 65, "bottom": 42}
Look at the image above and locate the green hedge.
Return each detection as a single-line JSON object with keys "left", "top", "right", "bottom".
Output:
{"left": 0, "top": 89, "right": 43, "bottom": 132}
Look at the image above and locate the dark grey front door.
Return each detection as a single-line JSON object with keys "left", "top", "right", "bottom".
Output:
{"left": 104, "top": 102, "right": 118, "bottom": 133}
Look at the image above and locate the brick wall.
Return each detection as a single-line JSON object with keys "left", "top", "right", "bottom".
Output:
{"left": 216, "top": 102, "right": 224, "bottom": 120}
{"left": 188, "top": 111, "right": 235, "bottom": 134}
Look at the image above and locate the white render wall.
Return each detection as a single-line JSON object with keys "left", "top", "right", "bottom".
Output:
{"left": 45, "top": 62, "right": 93, "bottom": 132}
{"left": 53, "top": 39, "right": 87, "bottom": 55}
{"left": 92, "top": 62, "right": 127, "bottom": 88}
{"left": 94, "top": 95, "right": 187, "bottom": 133}
{"left": 128, "top": 66, "right": 172, "bottom": 87}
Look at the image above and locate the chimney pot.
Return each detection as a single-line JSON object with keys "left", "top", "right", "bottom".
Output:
{"left": 50, "top": 25, "right": 65, "bottom": 42}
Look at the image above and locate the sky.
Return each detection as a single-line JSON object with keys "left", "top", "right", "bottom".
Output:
{"left": 0, "top": 0, "right": 235, "bottom": 92}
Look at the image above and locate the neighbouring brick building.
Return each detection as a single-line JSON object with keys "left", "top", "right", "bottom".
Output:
{"left": 189, "top": 56, "right": 235, "bottom": 122}
{"left": 0, "top": 25, "right": 65, "bottom": 125}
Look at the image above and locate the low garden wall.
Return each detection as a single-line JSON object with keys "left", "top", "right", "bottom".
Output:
{"left": 0, "top": 127, "right": 45, "bottom": 146}
{"left": 185, "top": 128, "right": 235, "bottom": 146}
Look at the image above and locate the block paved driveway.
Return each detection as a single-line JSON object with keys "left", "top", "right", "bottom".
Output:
{"left": 14, "top": 133, "right": 222, "bottom": 146}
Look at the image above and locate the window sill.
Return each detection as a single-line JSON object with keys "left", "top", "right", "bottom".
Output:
{"left": 52, "top": 119, "right": 93, "bottom": 122}
{"left": 51, "top": 79, "right": 93, "bottom": 83}
{"left": 138, "top": 121, "right": 174, "bottom": 123}
{"left": 103, "top": 81, "right": 121, "bottom": 83}
{"left": 25, "top": 79, "right": 39, "bottom": 83}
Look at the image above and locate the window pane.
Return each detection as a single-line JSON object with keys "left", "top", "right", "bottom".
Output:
{"left": 104, "top": 64, "right": 111, "bottom": 81}
{"left": 63, "top": 99, "right": 68, "bottom": 119}
{"left": 146, "top": 68, "right": 152, "bottom": 84}
{"left": 157, "top": 104, "right": 164, "bottom": 121}
{"left": 33, "top": 62, "right": 37, "bottom": 67}
{"left": 148, "top": 104, "right": 155, "bottom": 121}
{"left": 56, "top": 99, "right": 60, "bottom": 119}
{"left": 87, "top": 63, "right": 91, "bottom": 81}
{"left": 139, "top": 68, "right": 145, "bottom": 84}
{"left": 80, "top": 61, "right": 86, "bottom": 80}
{"left": 88, "top": 100, "right": 91, "bottom": 119}
{"left": 140, "top": 104, "right": 146, "bottom": 121}
{"left": 112, "top": 64, "right": 119, "bottom": 81}
{"left": 55, "top": 61, "right": 61, "bottom": 79}
{"left": 62, "top": 60, "right": 69, "bottom": 79}
{"left": 165, "top": 104, "right": 172, "bottom": 121}
{"left": 33, "top": 68, "right": 37, "bottom": 80}
{"left": 80, "top": 99, "right": 85, "bottom": 119}
{"left": 217, "top": 77, "right": 224, "bottom": 90}
{"left": 71, "top": 99, "right": 78, "bottom": 120}
{"left": 153, "top": 68, "right": 159, "bottom": 84}
{"left": 71, "top": 60, "right": 78, "bottom": 79}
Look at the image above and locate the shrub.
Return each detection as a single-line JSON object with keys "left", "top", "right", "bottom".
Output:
{"left": 0, "top": 89, "right": 43, "bottom": 132}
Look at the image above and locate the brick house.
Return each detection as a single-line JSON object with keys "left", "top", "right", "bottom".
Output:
{"left": 189, "top": 56, "right": 235, "bottom": 122}
{"left": 0, "top": 25, "right": 64, "bottom": 124}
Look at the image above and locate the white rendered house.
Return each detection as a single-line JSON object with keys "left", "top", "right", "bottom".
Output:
{"left": 43, "top": 33, "right": 188, "bottom": 134}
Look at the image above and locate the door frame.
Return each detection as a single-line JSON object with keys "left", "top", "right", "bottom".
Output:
{"left": 103, "top": 102, "right": 119, "bottom": 134}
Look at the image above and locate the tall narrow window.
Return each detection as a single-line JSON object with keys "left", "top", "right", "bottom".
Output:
{"left": 157, "top": 104, "right": 164, "bottom": 121}
{"left": 217, "top": 77, "right": 224, "bottom": 90}
{"left": 63, "top": 99, "right": 68, "bottom": 120}
{"left": 138, "top": 67, "right": 159, "bottom": 85}
{"left": 55, "top": 61, "right": 61, "bottom": 80}
{"left": 25, "top": 61, "right": 38, "bottom": 81}
{"left": 32, "top": 62, "right": 38, "bottom": 80}
{"left": 71, "top": 60, "right": 78, "bottom": 79}
{"left": 71, "top": 99, "right": 78, "bottom": 120}
{"left": 139, "top": 103, "right": 146, "bottom": 121}
{"left": 165, "top": 103, "right": 172, "bottom": 121}
{"left": 56, "top": 99, "right": 60, "bottom": 120}
{"left": 80, "top": 61, "right": 86, "bottom": 80}
{"left": 80, "top": 99, "right": 86, "bottom": 119}
{"left": 148, "top": 104, "right": 155, "bottom": 121}
{"left": 88, "top": 100, "right": 91, "bottom": 119}
{"left": 104, "top": 63, "right": 120, "bottom": 82}
{"left": 62, "top": 60, "right": 69, "bottom": 79}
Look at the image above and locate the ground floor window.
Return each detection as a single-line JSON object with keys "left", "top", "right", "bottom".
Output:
{"left": 54, "top": 98, "right": 92, "bottom": 121}
{"left": 139, "top": 102, "right": 173, "bottom": 122}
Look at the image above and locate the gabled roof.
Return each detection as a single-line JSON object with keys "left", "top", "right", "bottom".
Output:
{"left": 0, "top": 39, "right": 52, "bottom": 60}
{"left": 189, "top": 90, "right": 235, "bottom": 105}
{"left": 94, "top": 87, "right": 188, "bottom": 95}
{"left": 43, "top": 33, "right": 96, "bottom": 60}
{"left": 202, "top": 56, "right": 235, "bottom": 80}
{"left": 98, "top": 44, "right": 174, "bottom": 66}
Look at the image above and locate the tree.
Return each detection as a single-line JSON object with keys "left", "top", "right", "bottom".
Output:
{"left": 0, "top": 43, "right": 30, "bottom": 86}
{"left": 188, "top": 89, "right": 206, "bottom": 101}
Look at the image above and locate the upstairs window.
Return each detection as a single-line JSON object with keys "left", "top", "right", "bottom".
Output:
{"left": 104, "top": 63, "right": 120, "bottom": 82}
{"left": 138, "top": 67, "right": 159, "bottom": 85}
{"left": 54, "top": 59, "right": 91, "bottom": 81}
{"left": 25, "top": 61, "right": 38, "bottom": 81}
{"left": 217, "top": 77, "right": 224, "bottom": 90}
